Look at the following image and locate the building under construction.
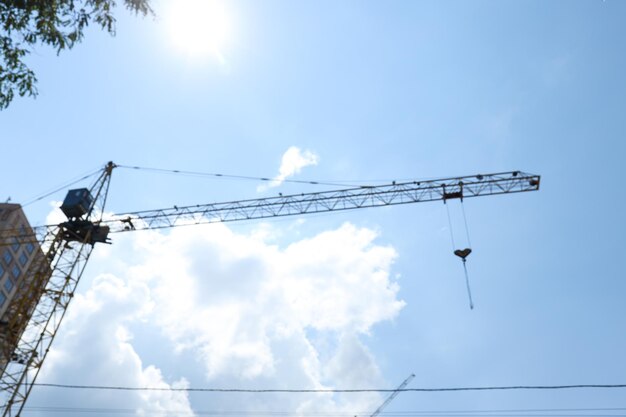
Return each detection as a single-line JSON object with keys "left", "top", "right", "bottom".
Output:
{"left": 0, "top": 204, "right": 49, "bottom": 373}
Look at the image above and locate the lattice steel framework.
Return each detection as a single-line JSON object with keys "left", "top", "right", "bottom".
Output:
{"left": 0, "top": 162, "right": 114, "bottom": 417}
{"left": 104, "top": 171, "right": 540, "bottom": 233}
{"left": 0, "top": 166, "right": 539, "bottom": 416}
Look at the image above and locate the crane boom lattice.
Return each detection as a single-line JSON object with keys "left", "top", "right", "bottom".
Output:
{"left": 0, "top": 163, "right": 114, "bottom": 417}
{"left": 0, "top": 165, "right": 540, "bottom": 417}
{"left": 106, "top": 171, "right": 539, "bottom": 232}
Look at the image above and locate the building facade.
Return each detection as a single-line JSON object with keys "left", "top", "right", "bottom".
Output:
{"left": 0, "top": 203, "right": 49, "bottom": 372}
{"left": 0, "top": 204, "right": 44, "bottom": 319}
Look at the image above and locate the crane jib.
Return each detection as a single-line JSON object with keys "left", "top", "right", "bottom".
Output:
{"left": 0, "top": 165, "right": 540, "bottom": 417}
{"left": 103, "top": 171, "right": 540, "bottom": 233}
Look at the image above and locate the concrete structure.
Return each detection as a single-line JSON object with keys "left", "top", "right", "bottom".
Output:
{"left": 0, "top": 204, "right": 48, "bottom": 371}
{"left": 0, "top": 204, "right": 44, "bottom": 318}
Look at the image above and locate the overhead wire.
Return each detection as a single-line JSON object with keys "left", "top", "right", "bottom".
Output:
{"left": 31, "top": 383, "right": 626, "bottom": 393}
{"left": 19, "top": 406, "right": 626, "bottom": 416}
{"left": 386, "top": 409, "right": 626, "bottom": 415}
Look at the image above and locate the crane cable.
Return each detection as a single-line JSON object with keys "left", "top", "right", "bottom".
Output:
{"left": 115, "top": 164, "right": 365, "bottom": 188}
{"left": 16, "top": 163, "right": 442, "bottom": 210}
{"left": 20, "top": 167, "right": 103, "bottom": 208}
{"left": 461, "top": 201, "right": 472, "bottom": 249}
{"left": 9, "top": 163, "right": 373, "bottom": 212}
{"left": 445, "top": 201, "right": 474, "bottom": 310}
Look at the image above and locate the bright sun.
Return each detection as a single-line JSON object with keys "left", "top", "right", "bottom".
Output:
{"left": 165, "top": 0, "right": 232, "bottom": 62}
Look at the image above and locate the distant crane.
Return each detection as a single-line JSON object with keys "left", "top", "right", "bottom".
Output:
{"left": 0, "top": 162, "right": 540, "bottom": 416}
{"left": 369, "top": 373, "right": 415, "bottom": 417}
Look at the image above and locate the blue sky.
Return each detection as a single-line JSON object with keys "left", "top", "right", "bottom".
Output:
{"left": 1, "top": 0, "right": 625, "bottom": 416}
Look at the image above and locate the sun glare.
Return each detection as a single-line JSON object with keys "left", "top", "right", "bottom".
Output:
{"left": 165, "top": 0, "right": 232, "bottom": 62}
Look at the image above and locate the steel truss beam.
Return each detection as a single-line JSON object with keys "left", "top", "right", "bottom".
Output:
{"left": 0, "top": 163, "right": 114, "bottom": 417}
{"left": 106, "top": 171, "right": 539, "bottom": 232}
{"left": 0, "top": 167, "right": 539, "bottom": 417}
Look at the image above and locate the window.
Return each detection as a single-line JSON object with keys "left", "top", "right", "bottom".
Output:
{"left": 3, "top": 250, "right": 12, "bottom": 265}
{"left": 11, "top": 265, "right": 20, "bottom": 279}
{"left": 19, "top": 225, "right": 27, "bottom": 236}
{"left": 0, "top": 264, "right": 4, "bottom": 277}
{"left": 19, "top": 252, "right": 28, "bottom": 267}
{"left": 3, "top": 278, "right": 13, "bottom": 294}
{"left": 0, "top": 291, "right": 5, "bottom": 307}
{"left": 26, "top": 243, "right": 34, "bottom": 254}
{"left": 11, "top": 237, "right": 20, "bottom": 252}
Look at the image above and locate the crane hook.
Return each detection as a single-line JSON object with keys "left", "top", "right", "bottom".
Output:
{"left": 454, "top": 248, "right": 472, "bottom": 260}
{"left": 453, "top": 249, "right": 474, "bottom": 310}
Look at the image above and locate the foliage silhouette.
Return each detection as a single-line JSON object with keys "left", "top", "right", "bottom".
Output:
{"left": 0, "top": 0, "right": 152, "bottom": 109}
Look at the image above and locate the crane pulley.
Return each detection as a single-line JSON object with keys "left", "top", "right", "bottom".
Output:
{"left": 0, "top": 162, "right": 540, "bottom": 417}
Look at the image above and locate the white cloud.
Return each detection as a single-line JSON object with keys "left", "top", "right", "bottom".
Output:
{"left": 258, "top": 147, "right": 319, "bottom": 192}
{"left": 34, "top": 220, "right": 404, "bottom": 416}
{"left": 34, "top": 274, "right": 193, "bottom": 417}
{"left": 45, "top": 200, "right": 66, "bottom": 225}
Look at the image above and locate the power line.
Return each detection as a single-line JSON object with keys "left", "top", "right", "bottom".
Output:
{"left": 20, "top": 406, "right": 626, "bottom": 416}
{"left": 31, "top": 383, "right": 626, "bottom": 393}
{"left": 389, "top": 410, "right": 626, "bottom": 415}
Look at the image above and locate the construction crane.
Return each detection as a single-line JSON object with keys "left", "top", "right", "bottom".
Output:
{"left": 369, "top": 373, "right": 415, "bottom": 417}
{"left": 0, "top": 162, "right": 540, "bottom": 417}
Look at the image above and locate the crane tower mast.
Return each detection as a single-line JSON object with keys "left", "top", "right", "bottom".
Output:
{"left": 0, "top": 162, "right": 114, "bottom": 417}
{"left": 0, "top": 163, "right": 540, "bottom": 416}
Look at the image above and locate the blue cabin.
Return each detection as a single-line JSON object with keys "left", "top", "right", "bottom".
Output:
{"left": 60, "top": 188, "right": 93, "bottom": 219}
